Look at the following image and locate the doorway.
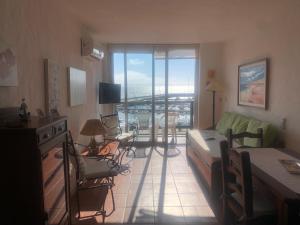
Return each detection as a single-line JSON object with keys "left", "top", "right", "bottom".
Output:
{"left": 111, "top": 45, "right": 197, "bottom": 149}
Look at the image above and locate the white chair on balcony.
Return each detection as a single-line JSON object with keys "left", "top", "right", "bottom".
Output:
{"left": 136, "top": 112, "right": 151, "bottom": 135}
{"left": 160, "top": 112, "right": 179, "bottom": 144}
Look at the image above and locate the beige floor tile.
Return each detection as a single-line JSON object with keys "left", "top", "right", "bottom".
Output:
{"left": 173, "top": 174, "right": 197, "bottom": 183}
{"left": 153, "top": 182, "right": 178, "bottom": 194}
{"left": 103, "top": 207, "right": 125, "bottom": 223}
{"left": 178, "top": 193, "right": 208, "bottom": 207}
{"left": 152, "top": 174, "right": 174, "bottom": 184}
{"left": 124, "top": 207, "right": 156, "bottom": 223}
{"left": 154, "top": 193, "right": 181, "bottom": 207}
{"left": 182, "top": 206, "right": 217, "bottom": 223}
{"left": 126, "top": 191, "right": 154, "bottom": 207}
{"left": 74, "top": 145, "right": 218, "bottom": 225}
{"left": 155, "top": 206, "right": 185, "bottom": 223}
{"left": 105, "top": 193, "right": 127, "bottom": 209}
{"left": 175, "top": 181, "right": 203, "bottom": 194}
{"left": 131, "top": 174, "right": 153, "bottom": 184}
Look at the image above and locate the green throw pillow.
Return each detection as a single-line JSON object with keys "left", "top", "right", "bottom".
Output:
{"left": 216, "top": 112, "right": 238, "bottom": 135}
{"left": 231, "top": 115, "right": 250, "bottom": 134}
{"left": 231, "top": 115, "right": 250, "bottom": 144}
{"left": 244, "top": 119, "right": 278, "bottom": 147}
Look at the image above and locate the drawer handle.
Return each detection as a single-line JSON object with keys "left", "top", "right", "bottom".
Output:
{"left": 43, "top": 133, "right": 50, "bottom": 139}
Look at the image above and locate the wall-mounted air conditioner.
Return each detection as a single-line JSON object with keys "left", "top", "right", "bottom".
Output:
{"left": 81, "top": 36, "right": 104, "bottom": 60}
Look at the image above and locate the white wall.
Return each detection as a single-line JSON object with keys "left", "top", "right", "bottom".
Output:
{"left": 197, "top": 43, "right": 223, "bottom": 129}
{"left": 221, "top": 2, "right": 300, "bottom": 152}
{"left": 0, "top": 0, "right": 104, "bottom": 141}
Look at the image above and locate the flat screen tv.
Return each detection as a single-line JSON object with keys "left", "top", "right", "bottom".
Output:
{"left": 99, "top": 82, "right": 121, "bottom": 104}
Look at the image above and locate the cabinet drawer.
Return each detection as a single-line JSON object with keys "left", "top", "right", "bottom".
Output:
{"left": 38, "top": 127, "right": 53, "bottom": 144}
{"left": 53, "top": 122, "right": 66, "bottom": 136}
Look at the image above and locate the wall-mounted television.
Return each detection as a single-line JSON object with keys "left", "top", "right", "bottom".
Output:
{"left": 99, "top": 82, "right": 121, "bottom": 104}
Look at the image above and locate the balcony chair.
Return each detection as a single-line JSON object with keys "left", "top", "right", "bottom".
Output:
{"left": 136, "top": 112, "right": 151, "bottom": 135}
{"left": 160, "top": 112, "right": 179, "bottom": 144}
{"left": 68, "top": 131, "right": 120, "bottom": 221}
{"left": 220, "top": 140, "right": 276, "bottom": 225}
{"left": 100, "top": 113, "right": 137, "bottom": 160}
{"left": 227, "top": 128, "right": 263, "bottom": 148}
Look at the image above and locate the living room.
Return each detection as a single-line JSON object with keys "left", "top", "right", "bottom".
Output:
{"left": 1, "top": 1, "right": 300, "bottom": 225}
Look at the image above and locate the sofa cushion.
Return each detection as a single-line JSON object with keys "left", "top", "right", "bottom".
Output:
{"left": 216, "top": 112, "right": 238, "bottom": 135}
{"left": 231, "top": 115, "right": 250, "bottom": 144}
{"left": 244, "top": 119, "right": 278, "bottom": 147}
{"left": 231, "top": 115, "right": 250, "bottom": 134}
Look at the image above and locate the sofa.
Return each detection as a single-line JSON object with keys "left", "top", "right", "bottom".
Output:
{"left": 186, "top": 112, "right": 279, "bottom": 210}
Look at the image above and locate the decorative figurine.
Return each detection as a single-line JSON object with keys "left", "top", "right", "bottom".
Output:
{"left": 36, "top": 108, "right": 45, "bottom": 119}
{"left": 19, "top": 98, "right": 30, "bottom": 121}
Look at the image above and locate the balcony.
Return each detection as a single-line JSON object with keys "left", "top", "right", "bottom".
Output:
{"left": 116, "top": 94, "right": 194, "bottom": 145}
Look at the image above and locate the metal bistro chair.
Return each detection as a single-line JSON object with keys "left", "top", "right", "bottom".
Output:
{"left": 161, "top": 112, "right": 179, "bottom": 144}
{"left": 68, "top": 131, "right": 119, "bottom": 221}
{"left": 220, "top": 140, "right": 276, "bottom": 225}
{"left": 100, "top": 113, "right": 137, "bottom": 161}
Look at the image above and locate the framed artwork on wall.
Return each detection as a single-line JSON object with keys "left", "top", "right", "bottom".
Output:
{"left": 0, "top": 40, "right": 18, "bottom": 86}
{"left": 238, "top": 58, "right": 268, "bottom": 109}
{"left": 44, "top": 58, "right": 60, "bottom": 113}
{"left": 68, "top": 67, "right": 86, "bottom": 106}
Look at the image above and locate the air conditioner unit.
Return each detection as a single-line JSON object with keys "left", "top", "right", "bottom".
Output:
{"left": 81, "top": 37, "right": 104, "bottom": 60}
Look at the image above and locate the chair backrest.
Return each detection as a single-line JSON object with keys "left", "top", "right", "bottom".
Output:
{"left": 136, "top": 112, "right": 151, "bottom": 129}
{"left": 220, "top": 140, "right": 253, "bottom": 224}
{"left": 67, "top": 131, "right": 86, "bottom": 180}
{"left": 100, "top": 113, "right": 122, "bottom": 137}
{"left": 160, "top": 112, "right": 179, "bottom": 128}
{"left": 227, "top": 128, "right": 263, "bottom": 148}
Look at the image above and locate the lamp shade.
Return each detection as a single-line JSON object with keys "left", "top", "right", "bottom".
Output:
{"left": 205, "top": 79, "right": 223, "bottom": 92}
{"left": 205, "top": 69, "right": 223, "bottom": 92}
{"left": 80, "top": 119, "right": 105, "bottom": 136}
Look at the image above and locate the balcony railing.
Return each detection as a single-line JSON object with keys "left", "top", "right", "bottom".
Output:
{"left": 116, "top": 94, "right": 194, "bottom": 139}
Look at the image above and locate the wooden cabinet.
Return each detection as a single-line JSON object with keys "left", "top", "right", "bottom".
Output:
{"left": 0, "top": 116, "right": 70, "bottom": 225}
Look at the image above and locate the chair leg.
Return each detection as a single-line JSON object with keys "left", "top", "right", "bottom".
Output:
{"left": 76, "top": 186, "right": 81, "bottom": 219}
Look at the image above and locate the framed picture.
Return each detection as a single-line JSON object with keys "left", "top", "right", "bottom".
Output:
{"left": 238, "top": 58, "right": 268, "bottom": 109}
{"left": 68, "top": 67, "right": 86, "bottom": 106}
{"left": 0, "top": 40, "right": 18, "bottom": 86}
{"left": 44, "top": 58, "right": 60, "bottom": 113}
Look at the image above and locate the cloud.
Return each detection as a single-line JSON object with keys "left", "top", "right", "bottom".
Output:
{"left": 128, "top": 58, "right": 144, "bottom": 65}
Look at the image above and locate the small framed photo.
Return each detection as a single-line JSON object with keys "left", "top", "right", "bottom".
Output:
{"left": 238, "top": 58, "right": 268, "bottom": 109}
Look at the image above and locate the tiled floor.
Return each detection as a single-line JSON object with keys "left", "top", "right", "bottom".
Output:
{"left": 73, "top": 145, "right": 219, "bottom": 225}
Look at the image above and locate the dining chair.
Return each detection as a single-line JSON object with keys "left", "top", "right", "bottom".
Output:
{"left": 68, "top": 131, "right": 119, "bottom": 221}
{"left": 227, "top": 128, "right": 263, "bottom": 148}
{"left": 220, "top": 140, "right": 276, "bottom": 225}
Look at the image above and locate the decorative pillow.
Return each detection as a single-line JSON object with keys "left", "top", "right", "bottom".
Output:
{"left": 244, "top": 119, "right": 277, "bottom": 147}
{"left": 231, "top": 115, "right": 250, "bottom": 144}
{"left": 216, "top": 112, "right": 238, "bottom": 135}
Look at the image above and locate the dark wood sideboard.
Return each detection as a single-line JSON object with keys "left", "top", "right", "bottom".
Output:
{"left": 0, "top": 115, "right": 70, "bottom": 225}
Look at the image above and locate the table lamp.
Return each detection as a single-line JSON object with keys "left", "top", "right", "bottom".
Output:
{"left": 80, "top": 119, "right": 105, "bottom": 155}
{"left": 205, "top": 70, "right": 223, "bottom": 129}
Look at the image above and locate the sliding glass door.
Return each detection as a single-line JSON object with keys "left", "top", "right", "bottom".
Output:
{"left": 111, "top": 45, "right": 197, "bottom": 147}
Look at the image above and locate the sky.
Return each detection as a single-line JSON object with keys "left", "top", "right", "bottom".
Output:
{"left": 113, "top": 52, "right": 195, "bottom": 99}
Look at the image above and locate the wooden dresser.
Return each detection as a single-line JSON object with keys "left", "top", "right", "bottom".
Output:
{"left": 0, "top": 116, "right": 70, "bottom": 225}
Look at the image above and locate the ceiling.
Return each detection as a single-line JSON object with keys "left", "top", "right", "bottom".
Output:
{"left": 66, "top": 0, "right": 298, "bottom": 44}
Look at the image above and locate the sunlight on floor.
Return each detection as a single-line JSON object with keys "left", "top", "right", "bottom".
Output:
{"left": 73, "top": 145, "right": 218, "bottom": 225}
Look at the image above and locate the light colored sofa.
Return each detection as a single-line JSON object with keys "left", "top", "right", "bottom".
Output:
{"left": 186, "top": 112, "right": 279, "bottom": 209}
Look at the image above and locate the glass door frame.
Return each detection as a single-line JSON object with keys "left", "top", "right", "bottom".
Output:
{"left": 109, "top": 44, "right": 199, "bottom": 148}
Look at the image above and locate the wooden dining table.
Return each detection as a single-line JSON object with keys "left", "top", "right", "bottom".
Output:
{"left": 236, "top": 148, "right": 300, "bottom": 225}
